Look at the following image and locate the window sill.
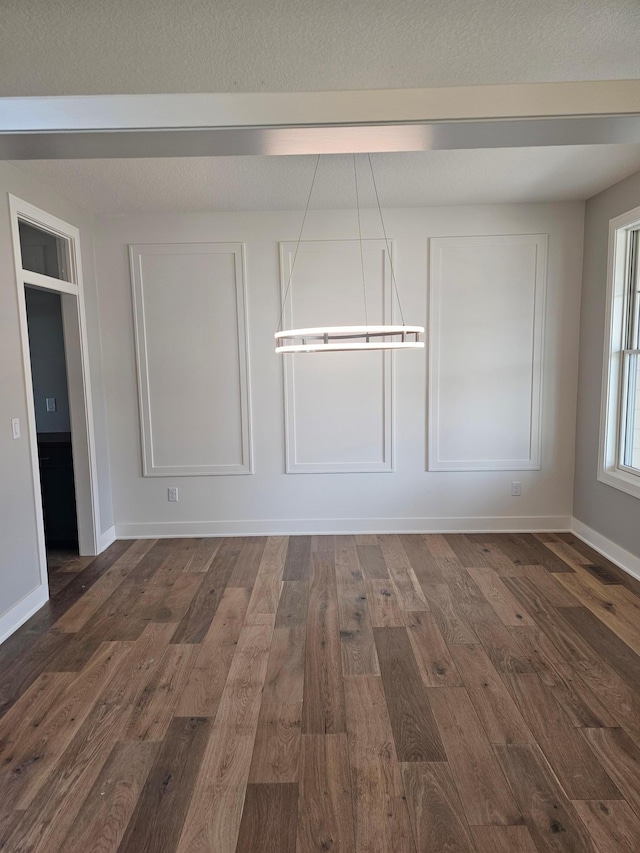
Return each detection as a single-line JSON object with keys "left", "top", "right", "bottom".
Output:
{"left": 598, "top": 467, "right": 640, "bottom": 500}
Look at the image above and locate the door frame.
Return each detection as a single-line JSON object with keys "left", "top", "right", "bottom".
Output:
{"left": 9, "top": 195, "right": 101, "bottom": 597}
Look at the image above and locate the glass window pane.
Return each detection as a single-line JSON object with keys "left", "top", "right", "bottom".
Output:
{"left": 623, "top": 352, "right": 640, "bottom": 471}
{"left": 18, "top": 220, "right": 72, "bottom": 282}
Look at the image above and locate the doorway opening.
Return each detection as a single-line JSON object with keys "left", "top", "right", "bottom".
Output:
{"left": 10, "top": 196, "right": 101, "bottom": 603}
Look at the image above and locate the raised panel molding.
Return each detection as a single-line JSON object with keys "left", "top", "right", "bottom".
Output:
{"left": 428, "top": 234, "right": 547, "bottom": 472}
{"left": 279, "top": 239, "right": 393, "bottom": 473}
{"left": 130, "top": 242, "right": 252, "bottom": 476}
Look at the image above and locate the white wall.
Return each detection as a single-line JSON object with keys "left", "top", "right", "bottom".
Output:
{"left": 574, "top": 169, "right": 640, "bottom": 558}
{"left": 96, "top": 202, "right": 584, "bottom": 536}
{"left": 0, "top": 161, "right": 113, "bottom": 641}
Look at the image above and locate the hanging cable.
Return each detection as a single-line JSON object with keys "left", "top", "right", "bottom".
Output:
{"left": 277, "top": 154, "right": 321, "bottom": 331}
{"left": 367, "top": 153, "right": 405, "bottom": 326}
{"left": 353, "top": 153, "right": 369, "bottom": 325}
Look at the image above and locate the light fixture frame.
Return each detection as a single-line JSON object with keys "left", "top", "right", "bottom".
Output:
{"left": 275, "top": 324, "right": 424, "bottom": 353}
{"left": 276, "top": 153, "right": 424, "bottom": 353}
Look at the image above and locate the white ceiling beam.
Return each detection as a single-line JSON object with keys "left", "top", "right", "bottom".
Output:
{"left": 1, "top": 81, "right": 640, "bottom": 159}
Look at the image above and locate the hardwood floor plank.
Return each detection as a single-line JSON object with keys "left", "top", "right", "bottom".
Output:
{"left": 449, "top": 644, "right": 533, "bottom": 744}
{"left": 302, "top": 554, "right": 346, "bottom": 735}
{"left": 0, "top": 671, "right": 74, "bottom": 757}
{"left": 503, "top": 672, "right": 621, "bottom": 799}
{"left": 249, "top": 700, "right": 302, "bottom": 783}
{"left": 445, "top": 563, "right": 504, "bottom": 626}
{"left": 428, "top": 687, "right": 522, "bottom": 826}
{"left": 555, "top": 572, "right": 640, "bottom": 655}
{"left": 0, "top": 624, "right": 99, "bottom": 717}
{"left": 283, "top": 535, "right": 311, "bottom": 581}
{"left": 556, "top": 534, "right": 640, "bottom": 594}
{"left": 471, "top": 540, "right": 529, "bottom": 577}
{"left": 136, "top": 571, "right": 204, "bottom": 625}
{"left": 228, "top": 536, "right": 268, "bottom": 587}
{"left": 572, "top": 799, "right": 640, "bottom": 853}
{"left": 373, "top": 627, "right": 446, "bottom": 761}
{"left": 125, "top": 644, "right": 199, "bottom": 741}
{"left": 511, "top": 625, "right": 618, "bottom": 729}
{"left": 559, "top": 604, "right": 640, "bottom": 691}
{"left": 297, "top": 734, "right": 355, "bottom": 852}
{"left": 58, "top": 740, "right": 158, "bottom": 853}
{"left": 405, "top": 611, "right": 462, "bottom": 687}
{"left": 0, "top": 641, "right": 130, "bottom": 817}
{"left": 118, "top": 716, "right": 212, "bottom": 853}
{"left": 484, "top": 534, "right": 545, "bottom": 568}
{"left": 183, "top": 537, "right": 222, "bottom": 572}
{"left": 401, "top": 762, "right": 476, "bottom": 853}
{"left": 444, "top": 533, "right": 491, "bottom": 567}
{"left": 581, "top": 728, "right": 640, "bottom": 819}
{"left": 52, "top": 541, "right": 155, "bottom": 633}
{"left": 344, "top": 676, "right": 416, "bottom": 852}
{"left": 512, "top": 533, "right": 576, "bottom": 573}
{"left": 171, "top": 537, "right": 243, "bottom": 644}
{"left": 8, "top": 697, "right": 132, "bottom": 851}
{"left": 400, "top": 535, "right": 446, "bottom": 584}
{"left": 466, "top": 566, "right": 535, "bottom": 626}
{"left": 263, "top": 625, "right": 306, "bottom": 703}
{"left": 175, "top": 586, "right": 251, "bottom": 717}
{"left": 236, "top": 782, "right": 298, "bottom": 853}
{"left": 355, "top": 534, "right": 388, "bottom": 580}
{"left": 378, "top": 535, "right": 430, "bottom": 611}
{"left": 422, "top": 583, "right": 478, "bottom": 645}
{"left": 175, "top": 620, "right": 274, "bottom": 853}
{"left": 365, "top": 578, "right": 406, "bottom": 627}
{"left": 534, "top": 535, "right": 588, "bottom": 572}
{"left": 519, "top": 565, "right": 582, "bottom": 608}
{"left": 473, "top": 619, "right": 536, "bottom": 675}
{"left": 495, "top": 743, "right": 598, "bottom": 852}
{"left": 334, "top": 535, "right": 379, "bottom": 676}
{"left": 246, "top": 536, "right": 287, "bottom": 621}
{"left": 275, "top": 580, "right": 309, "bottom": 629}
{"left": 471, "top": 825, "right": 538, "bottom": 853}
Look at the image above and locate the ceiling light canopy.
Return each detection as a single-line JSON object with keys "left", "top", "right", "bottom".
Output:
{"left": 275, "top": 153, "right": 424, "bottom": 353}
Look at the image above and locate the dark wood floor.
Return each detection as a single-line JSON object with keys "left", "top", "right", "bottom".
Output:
{"left": 1, "top": 533, "right": 640, "bottom": 852}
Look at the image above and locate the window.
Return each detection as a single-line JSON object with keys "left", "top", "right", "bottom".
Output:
{"left": 599, "top": 205, "right": 640, "bottom": 498}
{"left": 18, "top": 220, "right": 72, "bottom": 282}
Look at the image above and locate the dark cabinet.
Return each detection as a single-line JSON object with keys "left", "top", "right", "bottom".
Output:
{"left": 38, "top": 433, "right": 78, "bottom": 549}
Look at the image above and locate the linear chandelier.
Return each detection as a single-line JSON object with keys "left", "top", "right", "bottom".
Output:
{"left": 275, "top": 153, "right": 425, "bottom": 353}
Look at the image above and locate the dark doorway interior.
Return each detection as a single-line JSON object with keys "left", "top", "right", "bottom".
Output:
{"left": 24, "top": 284, "right": 79, "bottom": 563}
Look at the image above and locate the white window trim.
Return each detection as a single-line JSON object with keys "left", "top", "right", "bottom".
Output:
{"left": 598, "top": 204, "right": 640, "bottom": 500}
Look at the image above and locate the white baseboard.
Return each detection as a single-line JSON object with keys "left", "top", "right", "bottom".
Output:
{"left": 98, "top": 525, "right": 117, "bottom": 553}
{"left": 116, "top": 515, "right": 572, "bottom": 539}
{"left": 571, "top": 518, "right": 640, "bottom": 583}
{"left": 0, "top": 583, "right": 48, "bottom": 647}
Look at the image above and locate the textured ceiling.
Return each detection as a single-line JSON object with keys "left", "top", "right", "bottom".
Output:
{"left": 13, "top": 147, "right": 640, "bottom": 214}
{"left": 0, "top": 0, "right": 639, "bottom": 96}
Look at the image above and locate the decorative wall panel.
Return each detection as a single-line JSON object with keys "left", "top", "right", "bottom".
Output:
{"left": 130, "top": 243, "right": 252, "bottom": 476}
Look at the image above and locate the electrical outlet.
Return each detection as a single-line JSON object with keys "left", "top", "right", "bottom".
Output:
{"left": 511, "top": 481, "right": 522, "bottom": 496}
{"left": 46, "top": 397, "right": 57, "bottom": 412}
{"left": 168, "top": 487, "right": 179, "bottom": 502}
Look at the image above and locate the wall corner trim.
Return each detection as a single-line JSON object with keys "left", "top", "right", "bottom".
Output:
{"left": 0, "top": 584, "right": 48, "bottom": 647}
{"left": 571, "top": 517, "right": 640, "bottom": 583}
{"left": 98, "top": 525, "right": 117, "bottom": 554}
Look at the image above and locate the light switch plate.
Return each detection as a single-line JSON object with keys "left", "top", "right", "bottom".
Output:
{"left": 11, "top": 418, "right": 20, "bottom": 439}
{"left": 46, "top": 397, "right": 57, "bottom": 412}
